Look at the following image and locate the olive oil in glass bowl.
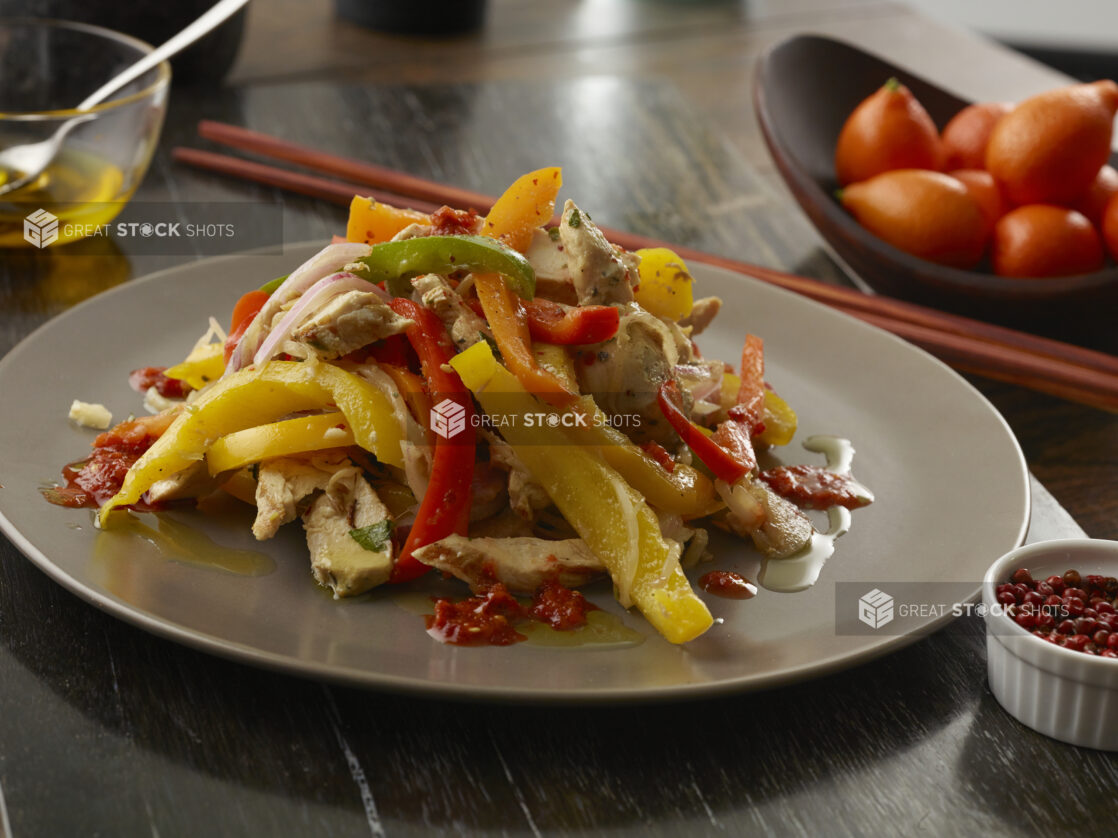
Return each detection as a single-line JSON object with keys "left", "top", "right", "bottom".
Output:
{"left": 0, "top": 19, "right": 170, "bottom": 247}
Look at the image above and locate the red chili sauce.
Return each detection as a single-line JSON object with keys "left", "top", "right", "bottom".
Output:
{"left": 425, "top": 579, "right": 598, "bottom": 646}
{"left": 699, "top": 570, "right": 758, "bottom": 600}
{"left": 430, "top": 206, "right": 480, "bottom": 237}
{"left": 639, "top": 440, "right": 676, "bottom": 473}
{"left": 129, "top": 366, "right": 191, "bottom": 399}
{"left": 43, "top": 415, "right": 167, "bottom": 509}
{"left": 759, "top": 465, "right": 871, "bottom": 510}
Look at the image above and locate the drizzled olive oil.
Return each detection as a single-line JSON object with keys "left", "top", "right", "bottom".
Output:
{"left": 0, "top": 146, "right": 126, "bottom": 247}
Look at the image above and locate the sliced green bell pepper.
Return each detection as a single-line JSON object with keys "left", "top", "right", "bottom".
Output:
{"left": 350, "top": 235, "right": 536, "bottom": 299}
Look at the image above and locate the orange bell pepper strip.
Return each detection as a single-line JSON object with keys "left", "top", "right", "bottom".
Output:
{"left": 481, "top": 167, "right": 563, "bottom": 253}
{"left": 473, "top": 273, "right": 575, "bottom": 406}
{"left": 346, "top": 196, "right": 431, "bottom": 245}
{"left": 475, "top": 166, "right": 575, "bottom": 404}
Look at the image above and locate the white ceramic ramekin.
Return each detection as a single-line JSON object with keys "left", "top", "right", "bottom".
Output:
{"left": 983, "top": 538, "right": 1118, "bottom": 751}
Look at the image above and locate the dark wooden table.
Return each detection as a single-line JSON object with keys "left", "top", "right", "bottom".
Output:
{"left": 2, "top": 2, "right": 1116, "bottom": 835}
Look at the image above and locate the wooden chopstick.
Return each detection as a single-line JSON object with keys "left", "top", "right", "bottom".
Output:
{"left": 586, "top": 230, "right": 1118, "bottom": 380}
{"left": 172, "top": 147, "right": 443, "bottom": 214}
{"left": 173, "top": 127, "right": 1118, "bottom": 412}
{"left": 183, "top": 125, "right": 1118, "bottom": 378}
{"left": 832, "top": 307, "right": 1118, "bottom": 411}
{"left": 197, "top": 121, "right": 492, "bottom": 213}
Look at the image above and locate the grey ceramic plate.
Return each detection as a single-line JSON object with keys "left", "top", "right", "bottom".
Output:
{"left": 0, "top": 244, "right": 1029, "bottom": 702}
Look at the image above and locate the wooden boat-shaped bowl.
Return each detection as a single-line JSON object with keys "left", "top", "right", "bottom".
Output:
{"left": 753, "top": 34, "right": 1118, "bottom": 337}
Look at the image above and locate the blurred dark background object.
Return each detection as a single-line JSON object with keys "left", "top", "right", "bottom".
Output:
{"left": 905, "top": 0, "right": 1118, "bottom": 82}
{"left": 333, "top": 0, "right": 487, "bottom": 34}
{"left": 0, "top": 0, "right": 247, "bottom": 84}
{"left": 1015, "top": 45, "right": 1118, "bottom": 83}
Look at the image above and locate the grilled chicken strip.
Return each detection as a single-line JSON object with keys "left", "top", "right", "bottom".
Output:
{"left": 411, "top": 273, "right": 492, "bottom": 352}
{"left": 412, "top": 535, "right": 606, "bottom": 594}
{"left": 146, "top": 461, "right": 219, "bottom": 503}
{"left": 680, "top": 296, "right": 722, "bottom": 336}
{"left": 523, "top": 227, "right": 578, "bottom": 304}
{"left": 252, "top": 455, "right": 349, "bottom": 540}
{"left": 292, "top": 290, "right": 413, "bottom": 358}
{"left": 558, "top": 200, "right": 636, "bottom": 306}
{"left": 576, "top": 305, "right": 690, "bottom": 446}
{"left": 303, "top": 467, "right": 393, "bottom": 597}
{"left": 483, "top": 430, "right": 551, "bottom": 522}
{"left": 718, "top": 479, "right": 814, "bottom": 559}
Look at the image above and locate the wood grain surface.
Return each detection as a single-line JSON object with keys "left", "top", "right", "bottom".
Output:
{"left": 1, "top": 1, "right": 1115, "bottom": 835}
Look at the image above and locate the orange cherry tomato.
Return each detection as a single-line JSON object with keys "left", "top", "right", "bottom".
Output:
{"left": 835, "top": 78, "right": 945, "bottom": 186}
{"left": 986, "top": 80, "right": 1118, "bottom": 205}
{"left": 942, "top": 102, "right": 1013, "bottom": 170}
{"left": 992, "top": 205, "right": 1104, "bottom": 278}
{"left": 950, "top": 169, "right": 1008, "bottom": 231}
{"left": 1100, "top": 191, "right": 1118, "bottom": 261}
{"left": 1071, "top": 164, "right": 1118, "bottom": 228}
{"left": 840, "top": 169, "right": 987, "bottom": 269}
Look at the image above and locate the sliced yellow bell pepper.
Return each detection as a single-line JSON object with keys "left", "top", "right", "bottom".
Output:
{"left": 220, "top": 468, "right": 259, "bottom": 506}
{"left": 533, "top": 344, "right": 717, "bottom": 516}
{"left": 346, "top": 196, "right": 431, "bottom": 245}
{"left": 207, "top": 412, "right": 355, "bottom": 475}
{"left": 759, "top": 389, "right": 797, "bottom": 447}
{"left": 591, "top": 416, "right": 718, "bottom": 518}
{"left": 720, "top": 372, "right": 742, "bottom": 410}
{"left": 482, "top": 166, "right": 563, "bottom": 253}
{"left": 532, "top": 343, "right": 578, "bottom": 388}
{"left": 634, "top": 247, "right": 694, "bottom": 321}
{"left": 164, "top": 342, "right": 225, "bottom": 390}
{"left": 99, "top": 360, "right": 405, "bottom": 526}
{"left": 450, "top": 341, "right": 713, "bottom": 644}
{"left": 719, "top": 372, "right": 796, "bottom": 447}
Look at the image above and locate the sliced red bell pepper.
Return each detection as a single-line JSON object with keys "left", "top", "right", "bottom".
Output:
{"left": 229, "top": 290, "right": 270, "bottom": 335}
{"left": 710, "top": 416, "right": 757, "bottom": 476}
{"left": 473, "top": 272, "right": 575, "bottom": 407}
{"left": 387, "top": 297, "right": 477, "bottom": 583}
{"left": 639, "top": 440, "right": 676, "bottom": 474}
{"left": 735, "top": 334, "right": 766, "bottom": 435}
{"left": 223, "top": 290, "right": 270, "bottom": 365}
{"left": 524, "top": 299, "right": 620, "bottom": 345}
{"left": 657, "top": 381, "right": 753, "bottom": 484}
{"left": 366, "top": 334, "right": 416, "bottom": 369}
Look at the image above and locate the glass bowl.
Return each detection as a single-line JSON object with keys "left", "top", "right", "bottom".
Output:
{"left": 0, "top": 18, "right": 170, "bottom": 248}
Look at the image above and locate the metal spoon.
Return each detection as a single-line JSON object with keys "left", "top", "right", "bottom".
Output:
{"left": 0, "top": 0, "right": 250, "bottom": 198}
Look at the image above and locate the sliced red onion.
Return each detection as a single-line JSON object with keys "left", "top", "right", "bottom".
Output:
{"left": 253, "top": 272, "right": 388, "bottom": 365}
{"left": 227, "top": 242, "right": 371, "bottom": 372}
{"left": 716, "top": 478, "right": 765, "bottom": 530}
{"left": 674, "top": 362, "right": 723, "bottom": 403}
{"left": 690, "top": 380, "right": 722, "bottom": 403}
{"left": 689, "top": 400, "right": 721, "bottom": 418}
